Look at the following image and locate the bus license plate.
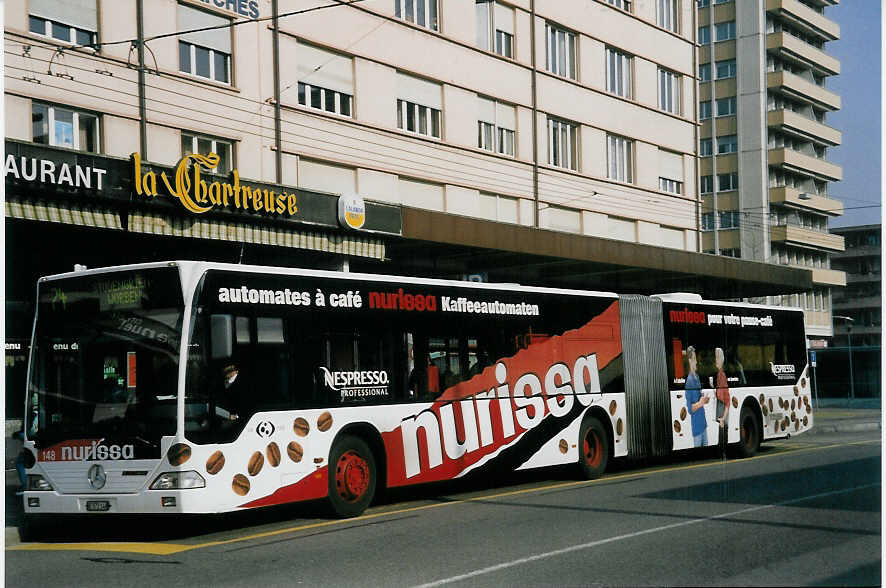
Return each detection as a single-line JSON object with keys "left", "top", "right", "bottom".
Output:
{"left": 86, "top": 500, "right": 111, "bottom": 512}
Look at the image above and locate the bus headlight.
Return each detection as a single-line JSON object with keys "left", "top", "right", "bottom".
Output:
{"left": 150, "top": 471, "right": 206, "bottom": 490}
{"left": 27, "top": 475, "right": 54, "bottom": 491}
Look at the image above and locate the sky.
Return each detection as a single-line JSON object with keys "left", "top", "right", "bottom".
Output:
{"left": 827, "top": 1, "right": 882, "bottom": 228}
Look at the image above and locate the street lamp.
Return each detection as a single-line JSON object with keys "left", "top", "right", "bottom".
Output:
{"left": 833, "top": 315, "right": 855, "bottom": 404}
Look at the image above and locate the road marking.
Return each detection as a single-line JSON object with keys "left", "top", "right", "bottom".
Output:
{"left": 413, "top": 482, "right": 882, "bottom": 588}
{"left": 9, "top": 542, "right": 190, "bottom": 556}
{"left": 8, "top": 438, "right": 880, "bottom": 555}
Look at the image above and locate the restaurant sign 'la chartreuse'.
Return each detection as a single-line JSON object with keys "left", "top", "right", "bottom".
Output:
{"left": 132, "top": 152, "right": 298, "bottom": 217}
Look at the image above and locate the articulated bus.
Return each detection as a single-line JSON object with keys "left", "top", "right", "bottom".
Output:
{"left": 21, "top": 261, "right": 812, "bottom": 523}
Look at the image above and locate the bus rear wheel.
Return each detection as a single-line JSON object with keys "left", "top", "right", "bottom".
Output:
{"left": 734, "top": 406, "right": 760, "bottom": 458}
{"left": 328, "top": 435, "right": 376, "bottom": 518}
{"left": 577, "top": 416, "right": 609, "bottom": 479}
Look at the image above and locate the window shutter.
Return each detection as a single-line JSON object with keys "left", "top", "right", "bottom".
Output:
{"left": 297, "top": 43, "right": 354, "bottom": 94}
{"left": 178, "top": 4, "right": 232, "bottom": 54}
{"left": 31, "top": 0, "right": 97, "bottom": 31}
{"left": 494, "top": 2, "right": 515, "bottom": 35}
{"left": 658, "top": 150, "right": 684, "bottom": 182}
{"left": 397, "top": 73, "right": 442, "bottom": 110}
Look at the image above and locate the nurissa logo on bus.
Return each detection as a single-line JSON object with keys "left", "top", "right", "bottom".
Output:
{"left": 338, "top": 193, "right": 366, "bottom": 230}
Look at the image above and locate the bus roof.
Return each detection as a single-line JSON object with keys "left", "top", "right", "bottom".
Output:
{"left": 37, "top": 260, "right": 805, "bottom": 313}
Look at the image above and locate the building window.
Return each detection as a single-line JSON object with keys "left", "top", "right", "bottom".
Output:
{"left": 397, "top": 73, "right": 442, "bottom": 138}
{"left": 296, "top": 43, "right": 354, "bottom": 117}
{"left": 700, "top": 138, "right": 713, "bottom": 156}
{"left": 659, "top": 149, "right": 683, "bottom": 194}
{"left": 658, "top": 68, "right": 681, "bottom": 114}
{"left": 398, "top": 99, "right": 441, "bottom": 138}
{"left": 716, "top": 97, "right": 737, "bottom": 117}
{"left": 478, "top": 192, "right": 520, "bottom": 224}
{"left": 698, "top": 26, "right": 710, "bottom": 45}
{"left": 699, "top": 63, "right": 711, "bottom": 82}
{"left": 718, "top": 172, "right": 738, "bottom": 191}
{"left": 546, "top": 23, "right": 577, "bottom": 80}
{"left": 607, "top": 134, "right": 633, "bottom": 183}
{"left": 178, "top": 4, "right": 231, "bottom": 84}
{"left": 659, "top": 178, "right": 682, "bottom": 194}
{"left": 701, "top": 212, "right": 715, "bottom": 230}
{"left": 700, "top": 175, "right": 714, "bottom": 193}
{"left": 476, "top": 1, "right": 514, "bottom": 58}
{"left": 395, "top": 0, "right": 439, "bottom": 31}
{"left": 32, "top": 102, "right": 99, "bottom": 153}
{"left": 719, "top": 210, "right": 740, "bottom": 229}
{"left": 478, "top": 97, "right": 515, "bottom": 156}
{"left": 298, "top": 83, "right": 352, "bottom": 117}
{"left": 181, "top": 133, "right": 233, "bottom": 173}
{"left": 547, "top": 117, "right": 579, "bottom": 171}
{"left": 29, "top": 0, "right": 97, "bottom": 47}
{"left": 607, "top": 0, "right": 632, "bottom": 12}
{"left": 657, "top": 0, "right": 679, "bottom": 33}
{"left": 699, "top": 100, "right": 712, "bottom": 119}
{"left": 716, "top": 59, "right": 736, "bottom": 79}
{"left": 605, "top": 47, "right": 633, "bottom": 99}
{"left": 714, "top": 21, "right": 736, "bottom": 41}
{"left": 717, "top": 134, "right": 738, "bottom": 154}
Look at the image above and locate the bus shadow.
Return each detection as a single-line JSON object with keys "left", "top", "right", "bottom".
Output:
{"left": 7, "top": 442, "right": 826, "bottom": 544}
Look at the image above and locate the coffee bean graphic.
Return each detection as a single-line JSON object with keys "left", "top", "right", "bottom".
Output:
{"left": 167, "top": 443, "right": 191, "bottom": 466}
{"left": 248, "top": 451, "right": 264, "bottom": 476}
{"left": 266, "top": 442, "right": 281, "bottom": 467}
{"left": 232, "top": 474, "right": 250, "bottom": 496}
{"left": 293, "top": 417, "right": 310, "bottom": 437}
{"left": 287, "top": 441, "right": 304, "bottom": 463}
{"left": 206, "top": 450, "right": 225, "bottom": 475}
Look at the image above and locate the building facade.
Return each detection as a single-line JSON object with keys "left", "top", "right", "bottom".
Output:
{"left": 697, "top": 0, "right": 845, "bottom": 343}
{"left": 5, "top": 0, "right": 821, "bottom": 418}
{"left": 830, "top": 224, "right": 881, "bottom": 347}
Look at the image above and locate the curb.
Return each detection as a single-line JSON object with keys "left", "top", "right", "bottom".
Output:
{"left": 808, "top": 422, "right": 881, "bottom": 435}
{"left": 6, "top": 526, "right": 21, "bottom": 547}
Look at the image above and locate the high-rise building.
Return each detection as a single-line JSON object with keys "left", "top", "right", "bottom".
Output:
{"left": 697, "top": 0, "right": 845, "bottom": 344}
{"left": 830, "top": 224, "right": 882, "bottom": 347}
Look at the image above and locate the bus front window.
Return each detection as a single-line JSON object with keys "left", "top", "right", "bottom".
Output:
{"left": 26, "top": 268, "right": 183, "bottom": 451}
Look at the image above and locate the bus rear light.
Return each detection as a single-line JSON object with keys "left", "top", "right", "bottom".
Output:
{"left": 150, "top": 471, "right": 205, "bottom": 490}
{"left": 27, "top": 475, "right": 54, "bottom": 491}
{"left": 161, "top": 497, "right": 177, "bottom": 507}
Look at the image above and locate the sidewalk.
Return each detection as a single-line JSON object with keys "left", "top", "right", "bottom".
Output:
{"left": 808, "top": 407, "right": 881, "bottom": 435}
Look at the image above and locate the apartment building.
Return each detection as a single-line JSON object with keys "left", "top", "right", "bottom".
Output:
{"left": 830, "top": 224, "right": 881, "bottom": 347}
{"left": 697, "top": 0, "right": 845, "bottom": 343}
{"left": 5, "top": 0, "right": 815, "bottom": 417}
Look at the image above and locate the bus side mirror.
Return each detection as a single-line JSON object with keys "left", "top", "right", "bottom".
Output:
{"left": 210, "top": 315, "right": 234, "bottom": 360}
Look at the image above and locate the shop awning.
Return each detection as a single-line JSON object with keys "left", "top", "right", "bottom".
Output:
{"left": 6, "top": 196, "right": 122, "bottom": 230}
{"left": 128, "top": 210, "right": 385, "bottom": 260}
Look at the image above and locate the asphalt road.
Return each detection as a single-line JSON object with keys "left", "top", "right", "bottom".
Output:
{"left": 5, "top": 429, "right": 880, "bottom": 587}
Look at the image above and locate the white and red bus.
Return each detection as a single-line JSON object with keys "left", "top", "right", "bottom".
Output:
{"left": 21, "top": 261, "right": 813, "bottom": 521}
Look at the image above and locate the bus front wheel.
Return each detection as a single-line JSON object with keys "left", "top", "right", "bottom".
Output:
{"left": 577, "top": 416, "right": 609, "bottom": 479}
{"left": 328, "top": 435, "right": 376, "bottom": 518}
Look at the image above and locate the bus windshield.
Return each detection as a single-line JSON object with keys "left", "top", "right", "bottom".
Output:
{"left": 26, "top": 267, "right": 183, "bottom": 451}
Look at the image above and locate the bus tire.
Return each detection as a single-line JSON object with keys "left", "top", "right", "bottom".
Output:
{"left": 577, "top": 416, "right": 609, "bottom": 479}
{"left": 734, "top": 406, "right": 761, "bottom": 458}
{"left": 327, "top": 435, "right": 376, "bottom": 518}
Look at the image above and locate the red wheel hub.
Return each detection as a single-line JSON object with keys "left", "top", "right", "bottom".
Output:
{"left": 335, "top": 450, "right": 369, "bottom": 502}
{"left": 583, "top": 430, "right": 602, "bottom": 468}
